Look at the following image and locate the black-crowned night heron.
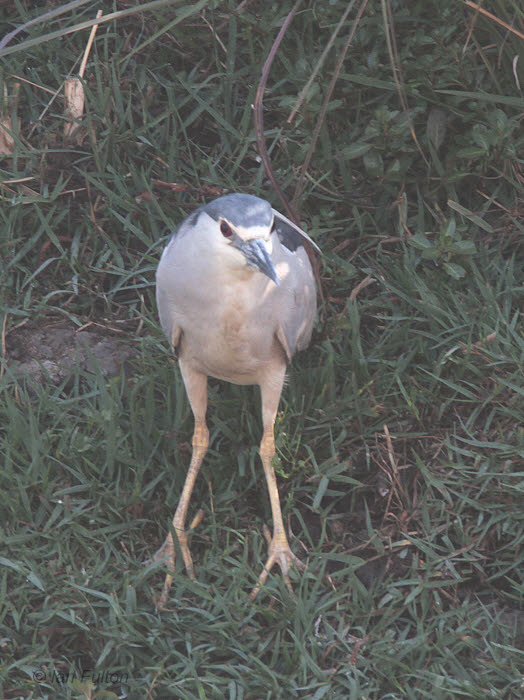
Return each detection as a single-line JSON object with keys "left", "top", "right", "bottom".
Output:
{"left": 154, "top": 193, "right": 319, "bottom": 606}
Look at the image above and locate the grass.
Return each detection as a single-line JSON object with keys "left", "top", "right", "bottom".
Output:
{"left": 1, "top": 0, "right": 523, "bottom": 698}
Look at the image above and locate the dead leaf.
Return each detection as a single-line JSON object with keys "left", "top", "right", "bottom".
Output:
{"left": 63, "top": 77, "right": 85, "bottom": 142}
{"left": 0, "top": 116, "right": 16, "bottom": 155}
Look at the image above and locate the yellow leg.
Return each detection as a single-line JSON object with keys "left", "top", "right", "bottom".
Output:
{"left": 154, "top": 364, "right": 208, "bottom": 609}
{"left": 250, "top": 367, "right": 304, "bottom": 601}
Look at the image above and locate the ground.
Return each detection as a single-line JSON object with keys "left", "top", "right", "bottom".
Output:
{"left": 0, "top": 1, "right": 523, "bottom": 698}
{"left": 5, "top": 321, "right": 137, "bottom": 386}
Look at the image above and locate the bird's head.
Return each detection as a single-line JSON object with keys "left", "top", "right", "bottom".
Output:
{"left": 201, "top": 194, "right": 279, "bottom": 286}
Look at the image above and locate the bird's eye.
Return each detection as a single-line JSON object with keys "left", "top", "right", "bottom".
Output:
{"left": 220, "top": 221, "right": 232, "bottom": 237}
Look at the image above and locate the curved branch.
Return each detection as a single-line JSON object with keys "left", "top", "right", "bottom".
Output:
{"left": 254, "top": 1, "right": 303, "bottom": 223}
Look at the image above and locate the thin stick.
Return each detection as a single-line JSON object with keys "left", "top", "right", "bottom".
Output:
{"left": 8, "top": 76, "right": 57, "bottom": 95}
{"left": 382, "top": 0, "right": 428, "bottom": 168}
{"left": 0, "top": 312, "right": 7, "bottom": 379}
{"left": 292, "top": 0, "right": 369, "bottom": 210}
{"left": 287, "top": 0, "right": 355, "bottom": 124}
{"left": 79, "top": 9, "right": 103, "bottom": 78}
{"left": 463, "top": 0, "right": 524, "bottom": 42}
{"left": 254, "top": 0, "right": 303, "bottom": 223}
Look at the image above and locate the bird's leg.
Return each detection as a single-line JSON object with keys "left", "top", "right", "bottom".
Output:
{"left": 250, "top": 368, "right": 304, "bottom": 601}
{"left": 153, "top": 364, "right": 208, "bottom": 608}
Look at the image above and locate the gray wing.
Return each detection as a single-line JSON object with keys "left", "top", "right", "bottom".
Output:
{"left": 272, "top": 208, "right": 321, "bottom": 254}
{"left": 271, "top": 210, "right": 319, "bottom": 359}
{"left": 155, "top": 209, "right": 203, "bottom": 351}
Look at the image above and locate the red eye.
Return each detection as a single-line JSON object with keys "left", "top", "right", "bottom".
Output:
{"left": 220, "top": 221, "right": 232, "bottom": 237}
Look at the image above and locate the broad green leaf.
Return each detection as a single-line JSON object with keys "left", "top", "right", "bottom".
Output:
{"left": 408, "top": 234, "right": 434, "bottom": 250}
{"left": 444, "top": 262, "right": 466, "bottom": 279}
{"left": 340, "top": 142, "right": 372, "bottom": 160}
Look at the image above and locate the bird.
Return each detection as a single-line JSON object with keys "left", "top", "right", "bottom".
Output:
{"left": 154, "top": 192, "right": 319, "bottom": 606}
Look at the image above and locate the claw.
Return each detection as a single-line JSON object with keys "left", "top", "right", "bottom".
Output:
{"left": 249, "top": 532, "right": 305, "bottom": 601}
{"left": 149, "top": 509, "right": 205, "bottom": 610}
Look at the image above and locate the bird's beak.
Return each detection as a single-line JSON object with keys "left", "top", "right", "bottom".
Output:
{"left": 236, "top": 239, "right": 279, "bottom": 286}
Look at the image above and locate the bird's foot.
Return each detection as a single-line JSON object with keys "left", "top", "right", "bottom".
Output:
{"left": 249, "top": 525, "right": 305, "bottom": 601}
{"left": 151, "top": 536, "right": 177, "bottom": 610}
{"left": 148, "top": 535, "right": 176, "bottom": 569}
{"left": 147, "top": 509, "right": 204, "bottom": 609}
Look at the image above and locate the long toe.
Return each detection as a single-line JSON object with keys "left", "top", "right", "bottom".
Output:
{"left": 149, "top": 535, "right": 175, "bottom": 569}
{"left": 250, "top": 536, "right": 305, "bottom": 601}
{"left": 146, "top": 536, "right": 175, "bottom": 610}
{"left": 149, "top": 532, "right": 197, "bottom": 610}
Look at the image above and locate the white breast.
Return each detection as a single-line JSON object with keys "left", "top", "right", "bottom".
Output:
{"left": 156, "top": 214, "right": 315, "bottom": 385}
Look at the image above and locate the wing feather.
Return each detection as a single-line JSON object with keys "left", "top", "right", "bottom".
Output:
{"left": 272, "top": 208, "right": 321, "bottom": 254}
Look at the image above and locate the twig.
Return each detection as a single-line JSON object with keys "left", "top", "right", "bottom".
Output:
{"left": 463, "top": 0, "right": 524, "bottom": 42}
{"left": 79, "top": 9, "right": 102, "bottom": 78}
{"left": 349, "top": 274, "right": 375, "bottom": 302}
{"left": 350, "top": 633, "right": 370, "bottom": 665}
{"left": 254, "top": 0, "right": 303, "bottom": 223}
{"left": 287, "top": 0, "right": 355, "bottom": 124}
{"left": 27, "top": 56, "right": 82, "bottom": 139}
{"left": 0, "top": 312, "right": 7, "bottom": 380}
{"left": 292, "top": 0, "right": 369, "bottom": 210}
{"left": 381, "top": 0, "right": 429, "bottom": 168}
{"left": 383, "top": 424, "right": 398, "bottom": 478}
{"left": 462, "top": 0, "right": 479, "bottom": 55}
{"left": 8, "top": 76, "right": 56, "bottom": 95}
